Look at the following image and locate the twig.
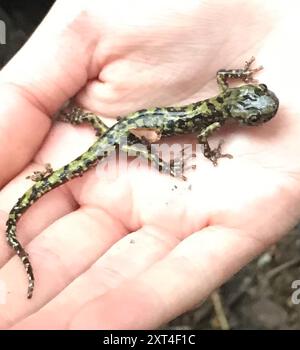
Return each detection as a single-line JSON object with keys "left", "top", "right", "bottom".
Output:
{"left": 211, "top": 291, "right": 230, "bottom": 330}
{"left": 266, "top": 257, "right": 300, "bottom": 280}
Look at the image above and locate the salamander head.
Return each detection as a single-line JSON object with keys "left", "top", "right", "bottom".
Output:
{"left": 224, "top": 84, "right": 279, "bottom": 126}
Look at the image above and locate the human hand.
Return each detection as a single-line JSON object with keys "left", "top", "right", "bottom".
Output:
{"left": 0, "top": 0, "right": 299, "bottom": 329}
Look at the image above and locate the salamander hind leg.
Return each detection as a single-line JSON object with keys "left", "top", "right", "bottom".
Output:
{"left": 58, "top": 105, "right": 108, "bottom": 137}
{"left": 169, "top": 146, "right": 197, "bottom": 181}
{"left": 121, "top": 143, "right": 187, "bottom": 181}
{"left": 26, "top": 163, "right": 53, "bottom": 182}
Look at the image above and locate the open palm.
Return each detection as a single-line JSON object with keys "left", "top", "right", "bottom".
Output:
{"left": 0, "top": 0, "right": 299, "bottom": 329}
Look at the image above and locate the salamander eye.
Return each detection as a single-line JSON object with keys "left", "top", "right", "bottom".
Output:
{"left": 248, "top": 115, "right": 259, "bottom": 124}
{"left": 259, "top": 84, "right": 268, "bottom": 92}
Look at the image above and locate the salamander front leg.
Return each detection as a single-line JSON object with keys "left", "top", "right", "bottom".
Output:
{"left": 217, "top": 56, "right": 263, "bottom": 92}
{"left": 197, "top": 122, "right": 233, "bottom": 166}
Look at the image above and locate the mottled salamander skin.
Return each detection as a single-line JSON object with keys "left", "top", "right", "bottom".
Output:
{"left": 6, "top": 59, "right": 279, "bottom": 299}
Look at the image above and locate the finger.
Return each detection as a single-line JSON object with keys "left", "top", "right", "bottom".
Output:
{"left": 0, "top": 85, "right": 51, "bottom": 185}
{"left": 67, "top": 226, "right": 266, "bottom": 329}
{"left": 9, "top": 223, "right": 181, "bottom": 330}
{"left": 1, "top": 1, "right": 95, "bottom": 111}
{"left": 0, "top": 119, "right": 101, "bottom": 266}
{"left": 0, "top": 1, "right": 99, "bottom": 184}
{"left": 0, "top": 202, "right": 130, "bottom": 328}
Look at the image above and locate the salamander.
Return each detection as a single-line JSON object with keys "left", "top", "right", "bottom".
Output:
{"left": 5, "top": 57, "right": 279, "bottom": 299}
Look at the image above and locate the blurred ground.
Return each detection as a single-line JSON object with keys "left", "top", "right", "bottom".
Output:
{"left": 1, "top": 0, "right": 300, "bottom": 330}
{"left": 168, "top": 228, "right": 300, "bottom": 330}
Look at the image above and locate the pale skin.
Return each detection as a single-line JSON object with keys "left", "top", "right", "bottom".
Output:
{"left": 0, "top": 0, "right": 299, "bottom": 329}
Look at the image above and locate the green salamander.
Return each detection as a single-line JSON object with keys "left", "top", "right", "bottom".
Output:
{"left": 5, "top": 57, "right": 279, "bottom": 299}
